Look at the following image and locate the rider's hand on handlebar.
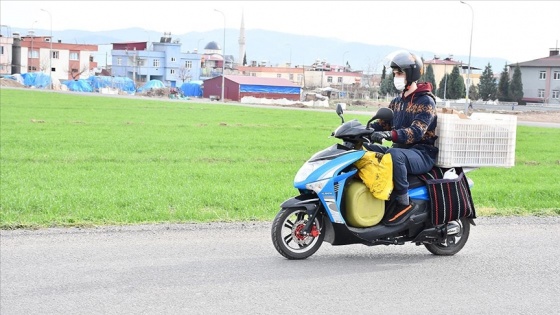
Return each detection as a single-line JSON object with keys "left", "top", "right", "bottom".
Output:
{"left": 371, "top": 131, "right": 393, "bottom": 143}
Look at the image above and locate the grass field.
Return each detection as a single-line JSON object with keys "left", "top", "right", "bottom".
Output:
{"left": 1, "top": 88, "right": 559, "bottom": 229}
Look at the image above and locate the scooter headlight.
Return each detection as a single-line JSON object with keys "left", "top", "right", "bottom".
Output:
{"left": 305, "top": 179, "right": 329, "bottom": 193}
{"left": 294, "top": 160, "right": 330, "bottom": 183}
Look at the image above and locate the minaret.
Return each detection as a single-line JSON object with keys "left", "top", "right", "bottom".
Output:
{"left": 238, "top": 10, "right": 246, "bottom": 66}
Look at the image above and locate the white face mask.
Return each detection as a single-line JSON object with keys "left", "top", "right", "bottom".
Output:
{"left": 393, "top": 77, "right": 406, "bottom": 91}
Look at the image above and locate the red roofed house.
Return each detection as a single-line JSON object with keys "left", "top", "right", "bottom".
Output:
{"left": 424, "top": 55, "right": 481, "bottom": 91}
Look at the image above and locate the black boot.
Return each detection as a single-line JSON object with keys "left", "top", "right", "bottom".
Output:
{"left": 384, "top": 201, "right": 417, "bottom": 226}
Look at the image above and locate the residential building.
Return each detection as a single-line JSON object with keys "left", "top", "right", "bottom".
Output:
{"left": 508, "top": 48, "right": 560, "bottom": 104}
{"left": 110, "top": 35, "right": 236, "bottom": 88}
{"left": 0, "top": 31, "right": 98, "bottom": 80}
{"left": 303, "top": 60, "right": 363, "bottom": 90}
{"left": 236, "top": 59, "right": 366, "bottom": 98}
{"left": 111, "top": 33, "right": 202, "bottom": 88}
{"left": 199, "top": 41, "right": 234, "bottom": 81}
{"left": 236, "top": 62, "right": 305, "bottom": 86}
{"left": 0, "top": 34, "right": 14, "bottom": 75}
{"left": 424, "top": 55, "right": 481, "bottom": 94}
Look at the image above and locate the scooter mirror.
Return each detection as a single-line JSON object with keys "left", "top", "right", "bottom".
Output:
{"left": 335, "top": 103, "right": 344, "bottom": 123}
{"left": 366, "top": 107, "right": 393, "bottom": 129}
{"left": 373, "top": 107, "right": 394, "bottom": 121}
{"left": 335, "top": 103, "right": 344, "bottom": 116}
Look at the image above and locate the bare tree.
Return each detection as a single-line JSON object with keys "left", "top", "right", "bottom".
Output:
{"left": 40, "top": 57, "right": 50, "bottom": 72}
{"left": 67, "top": 64, "right": 89, "bottom": 80}
{"left": 177, "top": 66, "right": 191, "bottom": 83}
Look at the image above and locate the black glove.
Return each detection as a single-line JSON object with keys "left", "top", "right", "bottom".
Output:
{"left": 371, "top": 131, "right": 393, "bottom": 143}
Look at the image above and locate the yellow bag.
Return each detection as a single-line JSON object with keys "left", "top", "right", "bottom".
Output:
{"left": 354, "top": 151, "right": 393, "bottom": 200}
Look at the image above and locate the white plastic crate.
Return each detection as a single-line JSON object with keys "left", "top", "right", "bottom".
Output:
{"left": 435, "top": 113, "right": 517, "bottom": 168}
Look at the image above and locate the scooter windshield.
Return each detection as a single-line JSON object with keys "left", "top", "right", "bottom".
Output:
{"left": 333, "top": 119, "right": 367, "bottom": 138}
{"left": 308, "top": 144, "right": 357, "bottom": 163}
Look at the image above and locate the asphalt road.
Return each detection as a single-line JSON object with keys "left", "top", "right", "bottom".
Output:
{"left": 1, "top": 217, "right": 559, "bottom": 315}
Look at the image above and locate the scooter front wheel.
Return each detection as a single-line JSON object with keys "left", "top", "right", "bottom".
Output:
{"left": 271, "top": 208, "right": 325, "bottom": 260}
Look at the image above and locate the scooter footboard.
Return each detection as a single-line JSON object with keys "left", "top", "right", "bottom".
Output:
{"left": 345, "top": 200, "right": 430, "bottom": 243}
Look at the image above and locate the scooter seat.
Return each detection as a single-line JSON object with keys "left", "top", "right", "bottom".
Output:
{"left": 407, "top": 175, "right": 425, "bottom": 189}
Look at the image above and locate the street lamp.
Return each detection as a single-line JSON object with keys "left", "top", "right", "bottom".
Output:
{"left": 41, "top": 8, "right": 52, "bottom": 89}
{"left": 145, "top": 30, "right": 151, "bottom": 49}
{"left": 342, "top": 50, "right": 349, "bottom": 99}
{"left": 197, "top": 38, "right": 204, "bottom": 53}
{"left": 284, "top": 43, "right": 292, "bottom": 66}
{"left": 460, "top": 1, "right": 474, "bottom": 113}
{"left": 214, "top": 9, "right": 225, "bottom": 102}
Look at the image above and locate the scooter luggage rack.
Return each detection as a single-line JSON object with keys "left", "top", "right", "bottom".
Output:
{"left": 435, "top": 112, "right": 517, "bottom": 168}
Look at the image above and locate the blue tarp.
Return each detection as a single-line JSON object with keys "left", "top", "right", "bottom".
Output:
{"left": 87, "top": 76, "right": 136, "bottom": 94}
{"left": 239, "top": 84, "right": 301, "bottom": 94}
{"left": 180, "top": 80, "right": 203, "bottom": 97}
{"left": 137, "top": 79, "right": 165, "bottom": 92}
{"left": 62, "top": 79, "right": 93, "bottom": 92}
{"left": 21, "top": 72, "right": 52, "bottom": 89}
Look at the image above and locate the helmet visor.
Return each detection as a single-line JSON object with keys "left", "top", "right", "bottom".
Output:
{"left": 383, "top": 50, "right": 422, "bottom": 71}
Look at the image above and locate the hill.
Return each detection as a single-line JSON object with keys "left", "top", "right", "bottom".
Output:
{"left": 10, "top": 26, "right": 508, "bottom": 73}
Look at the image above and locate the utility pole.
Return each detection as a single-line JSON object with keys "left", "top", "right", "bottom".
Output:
{"left": 40, "top": 9, "right": 52, "bottom": 89}
{"left": 214, "top": 9, "right": 226, "bottom": 102}
{"left": 461, "top": 1, "right": 474, "bottom": 113}
{"left": 342, "top": 51, "right": 349, "bottom": 99}
{"left": 30, "top": 20, "right": 37, "bottom": 72}
{"left": 133, "top": 47, "right": 136, "bottom": 84}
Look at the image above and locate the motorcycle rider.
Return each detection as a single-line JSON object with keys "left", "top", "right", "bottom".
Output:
{"left": 365, "top": 50, "right": 438, "bottom": 226}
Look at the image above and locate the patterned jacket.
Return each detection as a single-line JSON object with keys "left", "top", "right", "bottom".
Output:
{"left": 371, "top": 82, "right": 439, "bottom": 159}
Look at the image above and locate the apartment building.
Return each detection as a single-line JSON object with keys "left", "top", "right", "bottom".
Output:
{"left": 509, "top": 48, "right": 560, "bottom": 104}
{"left": 0, "top": 32, "right": 98, "bottom": 81}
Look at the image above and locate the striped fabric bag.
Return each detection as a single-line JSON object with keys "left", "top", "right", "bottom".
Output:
{"left": 419, "top": 167, "right": 476, "bottom": 226}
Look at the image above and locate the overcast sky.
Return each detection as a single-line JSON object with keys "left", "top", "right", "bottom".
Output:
{"left": 1, "top": 1, "right": 558, "bottom": 64}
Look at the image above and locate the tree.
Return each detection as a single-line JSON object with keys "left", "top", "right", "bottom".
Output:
{"left": 380, "top": 72, "right": 397, "bottom": 97}
{"left": 379, "top": 75, "right": 391, "bottom": 97}
{"left": 419, "top": 56, "right": 426, "bottom": 82}
{"left": 177, "top": 66, "right": 192, "bottom": 83}
{"left": 381, "top": 65, "right": 386, "bottom": 80}
{"left": 424, "top": 64, "right": 437, "bottom": 93}
{"left": 509, "top": 64, "right": 524, "bottom": 103}
{"left": 67, "top": 65, "right": 88, "bottom": 80}
{"left": 446, "top": 66, "right": 465, "bottom": 99}
{"left": 40, "top": 57, "right": 50, "bottom": 72}
{"left": 497, "top": 63, "right": 510, "bottom": 101}
{"left": 243, "top": 52, "right": 247, "bottom": 66}
{"left": 437, "top": 74, "right": 448, "bottom": 99}
{"left": 469, "top": 84, "right": 479, "bottom": 101}
{"left": 477, "top": 63, "right": 497, "bottom": 101}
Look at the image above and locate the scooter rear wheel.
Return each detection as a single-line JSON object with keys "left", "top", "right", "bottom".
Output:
{"left": 424, "top": 217, "right": 471, "bottom": 256}
{"left": 271, "top": 208, "right": 324, "bottom": 260}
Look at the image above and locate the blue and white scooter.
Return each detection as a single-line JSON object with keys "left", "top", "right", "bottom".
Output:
{"left": 271, "top": 105, "right": 475, "bottom": 260}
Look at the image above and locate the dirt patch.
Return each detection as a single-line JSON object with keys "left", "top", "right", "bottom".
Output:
{"left": 0, "top": 78, "right": 24, "bottom": 88}
{"left": 513, "top": 110, "right": 560, "bottom": 123}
